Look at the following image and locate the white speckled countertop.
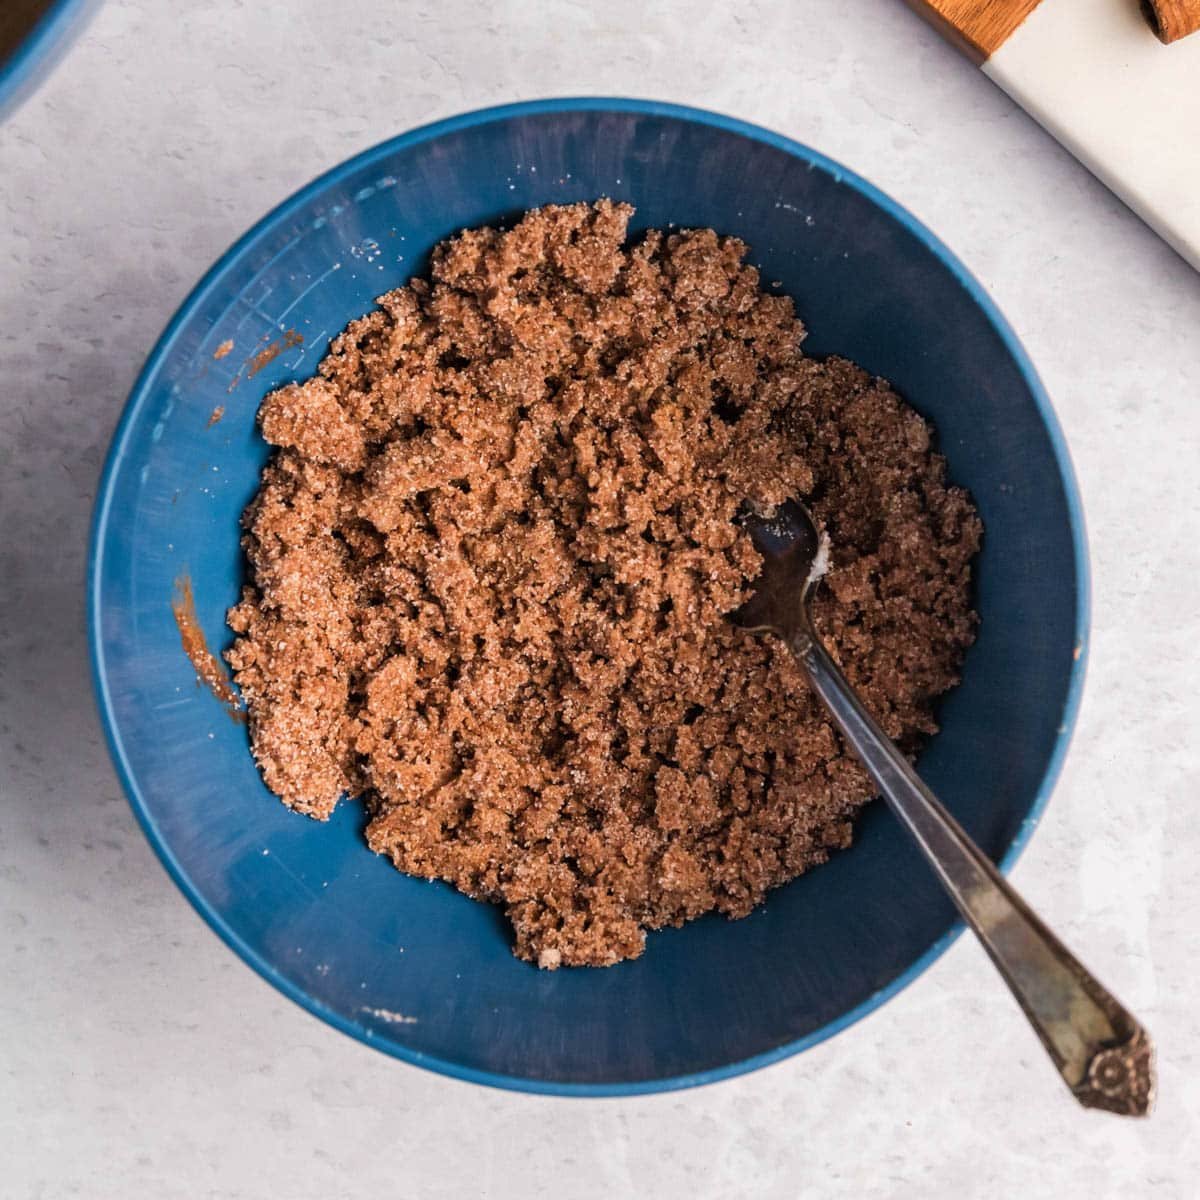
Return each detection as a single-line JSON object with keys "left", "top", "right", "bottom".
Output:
{"left": 2, "top": 2, "right": 1198, "bottom": 1195}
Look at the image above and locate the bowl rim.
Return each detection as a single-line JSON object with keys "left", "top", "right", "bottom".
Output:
{"left": 88, "top": 96, "right": 1091, "bottom": 1097}
{"left": 0, "top": 0, "right": 97, "bottom": 121}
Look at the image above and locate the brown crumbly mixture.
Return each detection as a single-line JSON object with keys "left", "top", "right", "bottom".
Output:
{"left": 0, "top": 2, "right": 52, "bottom": 64}
{"left": 226, "top": 201, "right": 981, "bottom": 969}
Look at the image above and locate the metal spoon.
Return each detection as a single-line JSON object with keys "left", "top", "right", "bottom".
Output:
{"left": 735, "top": 499, "right": 1153, "bottom": 1117}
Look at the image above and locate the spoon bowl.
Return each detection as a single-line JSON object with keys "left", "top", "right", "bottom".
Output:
{"left": 733, "top": 499, "right": 826, "bottom": 640}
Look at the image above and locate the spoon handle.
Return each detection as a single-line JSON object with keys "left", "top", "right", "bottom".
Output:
{"left": 791, "top": 629, "right": 1154, "bottom": 1117}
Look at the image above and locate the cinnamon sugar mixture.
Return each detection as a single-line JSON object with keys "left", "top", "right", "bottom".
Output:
{"left": 226, "top": 201, "right": 980, "bottom": 968}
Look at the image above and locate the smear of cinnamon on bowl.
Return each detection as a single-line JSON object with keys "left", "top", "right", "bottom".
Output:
{"left": 171, "top": 574, "right": 245, "bottom": 722}
{"left": 228, "top": 330, "right": 304, "bottom": 392}
{"left": 206, "top": 405, "right": 225, "bottom": 428}
{"left": 213, "top": 339, "right": 235, "bottom": 360}
{"left": 247, "top": 329, "right": 303, "bottom": 378}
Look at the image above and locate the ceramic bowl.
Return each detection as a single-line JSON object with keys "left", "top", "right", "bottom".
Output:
{"left": 90, "top": 99, "right": 1088, "bottom": 1094}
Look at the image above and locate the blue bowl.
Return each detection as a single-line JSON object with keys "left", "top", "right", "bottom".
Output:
{"left": 90, "top": 99, "right": 1088, "bottom": 1095}
{"left": 0, "top": 0, "right": 98, "bottom": 122}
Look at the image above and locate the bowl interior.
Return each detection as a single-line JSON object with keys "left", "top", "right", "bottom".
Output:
{"left": 91, "top": 101, "right": 1085, "bottom": 1093}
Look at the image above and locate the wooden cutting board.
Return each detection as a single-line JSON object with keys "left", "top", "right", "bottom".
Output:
{"left": 909, "top": 0, "right": 1200, "bottom": 271}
